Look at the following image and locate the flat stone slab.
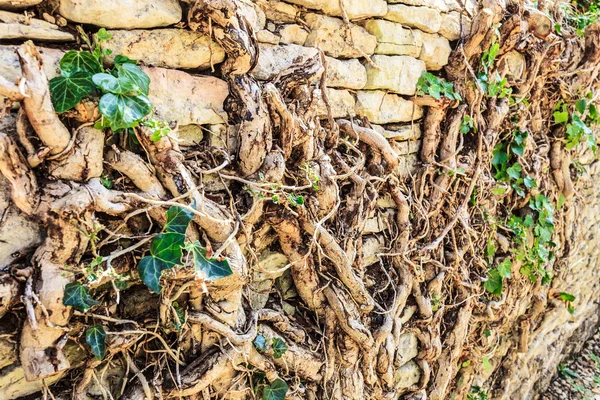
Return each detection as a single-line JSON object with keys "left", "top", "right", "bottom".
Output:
{"left": 143, "top": 67, "right": 228, "bottom": 126}
{"left": 0, "top": 0, "right": 41, "bottom": 9}
{"left": 384, "top": 4, "right": 442, "bottom": 33}
{"left": 59, "top": 0, "right": 182, "bottom": 29}
{"left": 326, "top": 57, "right": 367, "bottom": 89}
{"left": 253, "top": 43, "right": 319, "bottom": 80}
{"left": 364, "top": 55, "right": 426, "bottom": 95}
{"left": 0, "top": 11, "right": 75, "bottom": 41}
{"left": 356, "top": 90, "right": 423, "bottom": 124}
{"left": 101, "top": 29, "right": 225, "bottom": 70}
{"left": 364, "top": 19, "right": 422, "bottom": 57}
{"left": 317, "top": 88, "right": 356, "bottom": 119}
{"left": 283, "top": 0, "right": 387, "bottom": 20}
{"left": 304, "top": 13, "right": 377, "bottom": 58}
{"left": 419, "top": 32, "right": 451, "bottom": 70}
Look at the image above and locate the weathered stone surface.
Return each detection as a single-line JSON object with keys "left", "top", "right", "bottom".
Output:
{"left": 439, "top": 11, "right": 466, "bottom": 40}
{"left": 356, "top": 91, "right": 423, "bottom": 124}
{"left": 0, "top": 11, "right": 75, "bottom": 41}
{"left": 375, "top": 123, "right": 422, "bottom": 141}
{"left": 253, "top": 43, "right": 319, "bottom": 80}
{"left": 392, "top": 140, "right": 421, "bottom": 155}
{"left": 248, "top": 251, "right": 288, "bottom": 309}
{"left": 102, "top": 29, "right": 225, "bottom": 70}
{"left": 58, "top": 0, "right": 182, "bottom": 29}
{"left": 304, "top": 13, "right": 377, "bottom": 58}
{"left": 395, "top": 360, "right": 421, "bottom": 389}
{"left": 384, "top": 4, "right": 442, "bottom": 33}
{"left": 176, "top": 125, "right": 204, "bottom": 147}
{"left": 257, "top": 29, "right": 280, "bottom": 44}
{"left": 364, "top": 55, "right": 426, "bottom": 95}
{"left": 388, "top": 0, "right": 448, "bottom": 11}
{"left": 317, "top": 88, "right": 356, "bottom": 119}
{"left": 398, "top": 154, "right": 418, "bottom": 177}
{"left": 0, "top": 45, "right": 62, "bottom": 83}
{"left": 238, "top": 0, "right": 266, "bottom": 32}
{"left": 0, "top": 0, "right": 41, "bottom": 9}
{"left": 143, "top": 67, "right": 228, "bottom": 126}
{"left": 283, "top": 0, "right": 387, "bottom": 20}
{"left": 326, "top": 57, "right": 366, "bottom": 89}
{"left": 395, "top": 332, "right": 419, "bottom": 366}
{"left": 256, "top": 0, "right": 298, "bottom": 23}
{"left": 364, "top": 19, "right": 422, "bottom": 57}
{"left": 500, "top": 50, "right": 526, "bottom": 80}
{"left": 277, "top": 24, "right": 309, "bottom": 45}
{"left": 419, "top": 32, "right": 451, "bottom": 70}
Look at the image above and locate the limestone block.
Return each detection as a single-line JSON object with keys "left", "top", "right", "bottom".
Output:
{"left": 388, "top": 0, "right": 448, "bottom": 11}
{"left": 397, "top": 154, "right": 419, "bottom": 177}
{"left": 283, "top": 0, "right": 387, "bottom": 20}
{"left": 304, "top": 13, "right": 377, "bottom": 58}
{"left": 326, "top": 57, "right": 367, "bottom": 89}
{"left": 58, "top": 0, "right": 182, "bottom": 29}
{"left": 394, "top": 360, "right": 421, "bottom": 389}
{"left": 278, "top": 24, "right": 309, "bottom": 45}
{"left": 500, "top": 50, "right": 526, "bottom": 80}
{"left": 143, "top": 67, "right": 228, "bottom": 126}
{"left": 364, "top": 55, "right": 426, "bottom": 95}
{"left": 0, "top": 0, "right": 41, "bottom": 9}
{"left": 392, "top": 140, "right": 421, "bottom": 155}
{"left": 253, "top": 43, "right": 319, "bottom": 80}
{"left": 0, "top": 11, "right": 75, "bottom": 41}
{"left": 419, "top": 32, "right": 451, "bottom": 70}
{"left": 257, "top": 29, "right": 280, "bottom": 44}
{"left": 176, "top": 125, "right": 204, "bottom": 147}
{"left": 439, "top": 11, "right": 468, "bottom": 40}
{"left": 378, "top": 123, "right": 422, "bottom": 141}
{"left": 102, "top": 29, "right": 225, "bottom": 70}
{"left": 395, "top": 332, "right": 419, "bottom": 367}
{"left": 364, "top": 19, "right": 422, "bottom": 57}
{"left": 317, "top": 88, "right": 356, "bottom": 119}
{"left": 248, "top": 251, "right": 289, "bottom": 309}
{"left": 385, "top": 4, "right": 442, "bottom": 33}
{"left": 256, "top": 0, "right": 298, "bottom": 23}
{"left": 356, "top": 91, "right": 424, "bottom": 124}
{"left": 238, "top": 0, "right": 266, "bottom": 32}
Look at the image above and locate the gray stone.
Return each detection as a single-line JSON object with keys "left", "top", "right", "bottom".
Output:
{"left": 317, "top": 88, "right": 356, "bottom": 119}
{"left": 395, "top": 332, "right": 419, "bottom": 367}
{"left": 58, "top": 0, "right": 182, "bottom": 29}
{"left": 283, "top": 0, "right": 387, "bottom": 20}
{"left": 394, "top": 360, "right": 421, "bottom": 389}
{"left": 364, "top": 19, "right": 422, "bottom": 57}
{"left": 326, "top": 57, "right": 367, "bottom": 89}
{"left": 364, "top": 55, "right": 426, "bottom": 95}
{"left": 419, "top": 32, "right": 451, "bottom": 70}
{"left": 143, "top": 67, "right": 228, "bottom": 126}
{"left": 304, "top": 13, "right": 377, "bottom": 58}
{"left": 176, "top": 125, "right": 204, "bottom": 147}
{"left": 253, "top": 43, "right": 319, "bottom": 80}
{"left": 384, "top": 4, "right": 442, "bottom": 33}
{"left": 0, "top": 11, "right": 75, "bottom": 41}
{"left": 392, "top": 140, "right": 421, "bottom": 155}
{"left": 356, "top": 91, "right": 423, "bottom": 124}
{"left": 102, "top": 29, "right": 225, "bottom": 70}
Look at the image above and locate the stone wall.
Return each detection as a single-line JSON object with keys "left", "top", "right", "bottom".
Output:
{"left": 0, "top": 0, "right": 598, "bottom": 399}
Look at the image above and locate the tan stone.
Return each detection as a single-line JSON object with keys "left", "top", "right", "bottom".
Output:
{"left": 419, "top": 32, "right": 451, "bottom": 70}
{"left": 326, "top": 57, "right": 366, "bottom": 89}
{"left": 257, "top": 29, "right": 280, "bottom": 44}
{"left": 0, "top": 0, "right": 41, "bottom": 9}
{"left": 277, "top": 24, "right": 309, "bottom": 45}
{"left": 0, "top": 11, "right": 75, "bottom": 41}
{"left": 364, "top": 209, "right": 396, "bottom": 233}
{"left": 439, "top": 11, "right": 468, "bottom": 41}
{"left": 102, "top": 29, "right": 225, "bottom": 70}
{"left": 378, "top": 123, "right": 422, "bottom": 141}
{"left": 397, "top": 153, "right": 419, "bottom": 177}
{"left": 388, "top": 0, "right": 448, "bottom": 11}
{"left": 253, "top": 43, "right": 319, "bottom": 80}
{"left": 394, "top": 333, "right": 419, "bottom": 366}
{"left": 317, "top": 88, "right": 356, "bottom": 119}
{"left": 384, "top": 4, "right": 442, "bottom": 33}
{"left": 143, "top": 67, "right": 228, "bottom": 126}
{"left": 363, "top": 235, "right": 386, "bottom": 266}
{"left": 364, "top": 19, "right": 422, "bottom": 57}
{"left": 392, "top": 140, "right": 421, "bottom": 155}
{"left": 283, "top": 0, "right": 387, "bottom": 20}
{"left": 238, "top": 0, "right": 266, "bottom": 32}
{"left": 58, "top": 0, "right": 182, "bottom": 29}
{"left": 356, "top": 91, "right": 423, "bottom": 124}
{"left": 500, "top": 50, "right": 526, "bottom": 80}
{"left": 176, "top": 125, "right": 204, "bottom": 147}
{"left": 304, "top": 13, "right": 377, "bottom": 58}
{"left": 255, "top": 0, "right": 298, "bottom": 23}
{"left": 0, "top": 44, "right": 62, "bottom": 85}
{"left": 395, "top": 360, "right": 421, "bottom": 389}
{"left": 364, "top": 55, "right": 426, "bottom": 95}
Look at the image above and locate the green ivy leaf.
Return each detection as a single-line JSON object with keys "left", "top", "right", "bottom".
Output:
{"left": 576, "top": 99, "right": 587, "bottom": 114}
{"left": 186, "top": 241, "right": 233, "bottom": 281}
{"left": 523, "top": 176, "right": 537, "bottom": 189}
{"left": 272, "top": 337, "right": 288, "bottom": 359}
{"left": 85, "top": 325, "right": 107, "bottom": 360}
{"left": 254, "top": 334, "right": 267, "bottom": 351}
{"left": 92, "top": 72, "right": 138, "bottom": 94}
{"left": 164, "top": 206, "right": 194, "bottom": 235}
{"left": 263, "top": 379, "right": 288, "bottom": 400}
{"left": 117, "top": 63, "right": 150, "bottom": 95}
{"left": 114, "top": 55, "right": 137, "bottom": 66}
{"left": 96, "top": 28, "right": 112, "bottom": 41}
{"left": 559, "top": 292, "right": 575, "bottom": 302}
{"left": 97, "top": 92, "right": 152, "bottom": 131}
{"left": 288, "top": 194, "right": 304, "bottom": 206}
{"left": 150, "top": 232, "right": 185, "bottom": 269}
{"left": 482, "top": 356, "right": 492, "bottom": 372}
{"left": 138, "top": 255, "right": 170, "bottom": 293}
{"left": 553, "top": 108, "right": 569, "bottom": 124}
{"left": 497, "top": 258, "right": 512, "bottom": 279}
{"left": 491, "top": 143, "right": 508, "bottom": 165}
{"left": 63, "top": 282, "right": 99, "bottom": 312}
{"left": 60, "top": 50, "right": 102, "bottom": 76}
{"left": 49, "top": 72, "right": 95, "bottom": 113}
{"left": 483, "top": 269, "right": 503, "bottom": 295}
{"left": 506, "top": 163, "right": 522, "bottom": 180}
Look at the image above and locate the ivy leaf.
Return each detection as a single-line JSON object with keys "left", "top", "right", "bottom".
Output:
{"left": 576, "top": 99, "right": 587, "bottom": 114}
{"left": 254, "top": 334, "right": 267, "bottom": 351}
{"left": 117, "top": 63, "right": 150, "bottom": 95}
{"left": 524, "top": 176, "right": 537, "bottom": 189}
{"left": 63, "top": 282, "right": 99, "bottom": 312}
{"left": 150, "top": 232, "right": 185, "bottom": 269}
{"left": 186, "top": 241, "right": 233, "bottom": 281}
{"left": 114, "top": 55, "right": 137, "bottom": 66}
{"left": 97, "top": 92, "right": 152, "bottom": 131}
{"left": 511, "top": 142, "right": 524, "bottom": 157}
{"left": 263, "top": 379, "right": 288, "bottom": 400}
{"left": 506, "top": 163, "right": 522, "bottom": 180}
{"left": 497, "top": 258, "right": 512, "bottom": 279}
{"left": 483, "top": 269, "right": 503, "bottom": 295}
{"left": 86, "top": 325, "right": 107, "bottom": 360}
{"left": 138, "top": 255, "right": 170, "bottom": 293}
{"left": 482, "top": 356, "right": 492, "bottom": 372}
{"left": 553, "top": 108, "right": 569, "bottom": 124}
{"left": 49, "top": 72, "right": 95, "bottom": 113}
{"left": 491, "top": 143, "right": 508, "bottom": 165}
{"left": 60, "top": 50, "right": 102, "bottom": 76}
{"left": 96, "top": 28, "right": 112, "bottom": 41}
{"left": 164, "top": 206, "right": 194, "bottom": 235}
{"left": 288, "top": 194, "right": 304, "bottom": 206}
{"left": 272, "top": 337, "right": 288, "bottom": 359}
{"left": 92, "top": 72, "right": 137, "bottom": 94}
{"left": 559, "top": 292, "right": 575, "bottom": 302}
